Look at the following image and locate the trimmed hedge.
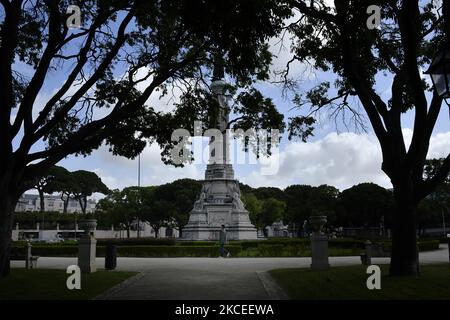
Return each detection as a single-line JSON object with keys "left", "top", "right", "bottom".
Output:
{"left": 116, "top": 245, "right": 242, "bottom": 257}
{"left": 11, "top": 245, "right": 86, "bottom": 257}
{"left": 419, "top": 239, "right": 444, "bottom": 249}
{"left": 374, "top": 240, "right": 439, "bottom": 252}
{"left": 177, "top": 241, "right": 219, "bottom": 246}
{"left": 96, "top": 237, "right": 176, "bottom": 246}
{"left": 11, "top": 238, "right": 439, "bottom": 258}
{"left": 11, "top": 244, "right": 241, "bottom": 257}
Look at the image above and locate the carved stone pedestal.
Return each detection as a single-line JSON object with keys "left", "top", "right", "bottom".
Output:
{"left": 183, "top": 174, "right": 257, "bottom": 240}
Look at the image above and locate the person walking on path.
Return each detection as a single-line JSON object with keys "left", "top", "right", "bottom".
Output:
{"left": 219, "top": 225, "right": 227, "bottom": 257}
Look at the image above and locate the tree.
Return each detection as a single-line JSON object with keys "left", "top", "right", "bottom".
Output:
{"left": 423, "top": 158, "right": 450, "bottom": 236}
{"left": 284, "top": 184, "right": 339, "bottom": 235}
{"left": 259, "top": 197, "right": 286, "bottom": 229}
{"left": 242, "top": 194, "right": 286, "bottom": 233}
{"left": 96, "top": 187, "right": 143, "bottom": 238}
{"left": 33, "top": 165, "right": 63, "bottom": 212}
{"left": 242, "top": 192, "right": 263, "bottom": 228}
{"left": 144, "top": 200, "right": 172, "bottom": 238}
{"left": 335, "top": 183, "right": 394, "bottom": 228}
{"left": 139, "top": 186, "right": 171, "bottom": 238}
{"left": 43, "top": 166, "right": 76, "bottom": 213}
{"left": 284, "top": 1, "right": 450, "bottom": 276}
{"left": 71, "top": 170, "right": 109, "bottom": 213}
{"left": 424, "top": 158, "right": 450, "bottom": 202}
{"left": 253, "top": 187, "right": 285, "bottom": 202}
{"left": 150, "top": 179, "right": 202, "bottom": 238}
{"left": 0, "top": 0, "right": 291, "bottom": 276}
{"left": 416, "top": 198, "right": 442, "bottom": 236}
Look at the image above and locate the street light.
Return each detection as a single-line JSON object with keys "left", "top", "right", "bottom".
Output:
{"left": 137, "top": 153, "right": 141, "bottom": 238}
{"left": 425, "top": 46, "right": 450, "bottom": 105}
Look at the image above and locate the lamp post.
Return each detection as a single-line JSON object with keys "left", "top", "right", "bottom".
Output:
{"left": 442, "top": 205, "right": 448, "bottom": 237}
{"left": 424, "top": 47, "right": 450, "bottom": 106}
{"left": 137, "top": 153, "right": 141, "bottom": 238}
{"left": 425, "top": 1, "right": 450, "bottom": 107}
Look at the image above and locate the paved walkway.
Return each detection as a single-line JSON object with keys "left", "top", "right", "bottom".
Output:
{"left": 11, "top": 244, "right": 449, "bottom": 300}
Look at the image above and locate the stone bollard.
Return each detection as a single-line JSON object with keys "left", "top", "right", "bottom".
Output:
{"left": 363, "top": 240, "right": 372, "bottom": 265}
{"left": 25, "top": 241, "right": 35, "bottom": 269}
{"left": 78, "top": 233, "right": 97, "bottom": 273}
{"left": 309, "top": 216, "right": 330, "bottom": 270}
{"left": 447, "top": 234, "right": 450, "bottom": 264}
{"left": 78, "top": 219, "right": 97, "bottom": 273}
{"left": 25, "top": 241, "right": 31, "bottom": 269}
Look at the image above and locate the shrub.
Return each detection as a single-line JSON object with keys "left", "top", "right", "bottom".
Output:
{"left": 417, "top": 240, "right": 440, "bottom": 251}
{"left": 371, "top": 240, "right": 439, "bottom": 252}
{"left": 176, "top": 241, "right": 218, "bottom": 246}
{"left": 116, "top": 245, "right": 242, "bottom": 257}
{"left": 329, "top": 239, "right": 366, "bottom": 249}
{"left": 97, "top": 237, "right": 176, "bottom": 246}
{"left": 28, "top": 245, "right": 82, "bottom": 257}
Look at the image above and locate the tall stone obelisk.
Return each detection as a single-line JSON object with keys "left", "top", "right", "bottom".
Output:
{"left": 182, "top": 64, "right": 257, "bottom": 240}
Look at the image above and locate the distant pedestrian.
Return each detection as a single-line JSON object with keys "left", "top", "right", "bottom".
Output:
{"left": 219, "top": 225, "right": 227, "bottom": 257}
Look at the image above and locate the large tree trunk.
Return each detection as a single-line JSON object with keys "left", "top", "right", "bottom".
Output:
{"left": 389, "top": 179, "right": 420, "bottom": 277}
{"left": 61, "top": 193, "right": 69, "bottom": 213}
{"left": 63, "top": 200, "right": 69, "bottom": 213}
{"left": 38, "top": 189, "right": 45, "bottom": 212}
{"left": 78, "top": 198, "right": 87, "bottom": 214}
{"left": 82, "top": 196, "right": 87, "bottom": 214}
{"left": 0, "top": 193, "right": 18, "bottom": 278}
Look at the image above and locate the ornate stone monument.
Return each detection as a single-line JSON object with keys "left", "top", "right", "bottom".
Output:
{"left": 182, "top": 70, "right": 257, "bottom": 240}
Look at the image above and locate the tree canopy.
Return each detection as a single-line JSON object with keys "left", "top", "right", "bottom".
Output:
{"left": 70, "top": 170, "right": 109, "bottom": 213}
{"left": 335, "top": 183, "right": 394, "bottom": 228}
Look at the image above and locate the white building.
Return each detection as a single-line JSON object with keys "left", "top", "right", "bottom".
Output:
{"left": 15, "top": 193, "right": 96, "bottom": 213}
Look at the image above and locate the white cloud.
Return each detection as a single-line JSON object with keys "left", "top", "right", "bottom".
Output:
{"left": 134, "top": 67, "right": 189, "bottom": 113}
{"left": 240, "top": 130, "right": 450, "bottom": 191}
{"left": 64, "top": 129, "right": 450, "bottom": 193}
{"left": 94, "top": 142, "right": 203, "bottom": 190}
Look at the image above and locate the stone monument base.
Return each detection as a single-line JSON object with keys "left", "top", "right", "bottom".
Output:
{"left": 183, "top": 225, "right": 258, "bottom": 241}
{"left": 183, "top": 177, "right": 257, "bottom": 240}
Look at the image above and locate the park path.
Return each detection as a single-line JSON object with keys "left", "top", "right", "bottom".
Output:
{"left": 11, "top": 244, "right": 449, "bottom": 300}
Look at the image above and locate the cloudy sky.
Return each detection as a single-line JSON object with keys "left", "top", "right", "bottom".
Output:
{"left": 56, "top": 45, "right": 450, "bottom": 196}
{"left": 16, "top": 4, "right": 450, "bottom": 196}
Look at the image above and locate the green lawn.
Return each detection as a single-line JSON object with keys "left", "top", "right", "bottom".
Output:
{"left": 270, "top": 264, "right": 450, "bottom": 300}
{"left": 0, "top": 268, "right": 137, "bottom": 300}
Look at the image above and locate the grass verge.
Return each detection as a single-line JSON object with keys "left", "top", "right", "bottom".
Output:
{"left": 0, "top": 268, "right": 137, "bottom": 300}
{"left": 269, "top": 264, "right": 450, "bottom": 299}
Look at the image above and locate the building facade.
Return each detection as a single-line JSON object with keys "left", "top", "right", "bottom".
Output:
{"left": 15, "top": 193, "right": 96, "bottom": 213}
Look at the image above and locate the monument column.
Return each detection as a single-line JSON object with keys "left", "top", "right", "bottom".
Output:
{"left": 182, "top": 60, "right": 257, "bottom": 240}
